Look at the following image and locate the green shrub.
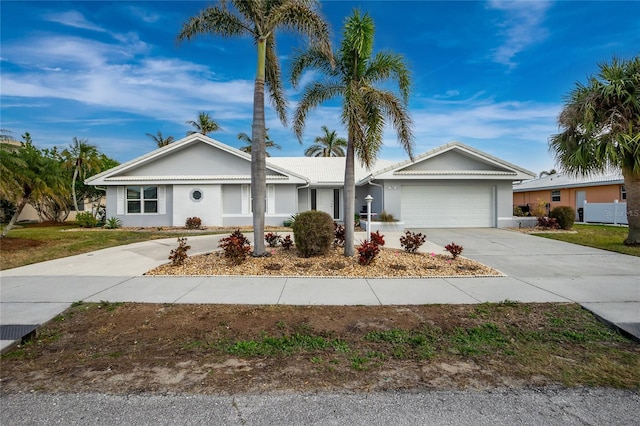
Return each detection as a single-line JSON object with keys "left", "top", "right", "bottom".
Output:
{"left": 104, "top": 217, "right": 122, "bottom": 229}
{"left": 292, "top": 210, "right": 334, "bottom": 257}
{"left": 378, "top": 211, "right": 397, "bottom": 222}
{"left": 513, "top": 206, "right": 529, "bottom": 217}
{"left": 550, "top": 206, "right": 575, "bottom": 230}
{"left": 76, "top": 211, "right": 98, "bottom": 228}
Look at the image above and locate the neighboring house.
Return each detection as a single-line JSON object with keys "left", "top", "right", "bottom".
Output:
{"left": 513, "top": 172, "right": 626, "bottom": 222}
{"left": 85, "top": 134, "right": 535, "bottom": 229}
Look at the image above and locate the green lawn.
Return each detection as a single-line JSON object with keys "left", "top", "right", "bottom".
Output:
{"left": 0, "top": 223, "right": 231, "bottom": 270}
{"left": 532, "top": 224, "right": 640, "bottom": 257}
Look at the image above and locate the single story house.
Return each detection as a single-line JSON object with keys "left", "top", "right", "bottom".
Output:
{"left": 85, "top": 134, "right": 535, "bottom": 229}
{"left": 513, "top": 171, "right": 626, "bottom": 221}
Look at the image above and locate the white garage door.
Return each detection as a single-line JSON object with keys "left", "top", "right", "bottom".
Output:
{"left": 401, "top": 185, "right": 494, "bottom": 228}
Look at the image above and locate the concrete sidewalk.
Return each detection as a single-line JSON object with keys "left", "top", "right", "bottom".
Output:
{"left": 1, "top": 229, "right": 639, "bottom": 352}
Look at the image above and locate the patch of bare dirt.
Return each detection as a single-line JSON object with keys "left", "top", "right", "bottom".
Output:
{"left": 2, "top": 303, "right": 637, "bottom": 395}
{"left": 0, "top": 237, "right": 45, "bottom": 251}
{"left": 0, "top": 304, "right": 544, "bottom": 394}
{"left": 146, "top": 246, "right": 502, "bottom": 278}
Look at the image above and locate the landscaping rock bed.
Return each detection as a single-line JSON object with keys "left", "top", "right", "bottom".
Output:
{"left": 146, "top": 246, "right": 502, "bottom": 278}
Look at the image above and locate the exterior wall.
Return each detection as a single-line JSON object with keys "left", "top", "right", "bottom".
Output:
{"left": 403, "top": 151, "right": 500, "bottom": 172}
{"left": 297, "top": 187, "right": 309, "bottom": 212}
{"left": 173, "top": 184, "right": 222, "bottom": 227}
{"left": 495, "top": 181, "right": 515, "bottom": 228}
{"left": 222, "top": 184, "right": 297, "bottom": 227}
{"left": 514, "top": 184, "right": 624, "bottom": 214}
{"left": 106, "top": 185, "right": 173, "bottom": 227}
{"left": 356, "top": 183, "right": 384, "bottom": 216}
{"left": 129, "top": 143, "right": 253, "bottom": 177}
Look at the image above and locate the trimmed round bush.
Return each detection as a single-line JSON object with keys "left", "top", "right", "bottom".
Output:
{"left": 550, "top": 206, "right": 575, "bottom": 230}
{"left": 291, "top": 210, "right": 334, "bottom": 257}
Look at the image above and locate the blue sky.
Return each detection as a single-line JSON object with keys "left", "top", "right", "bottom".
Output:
{"left": 1, "top": 1, "right": 639, "bottom": 175}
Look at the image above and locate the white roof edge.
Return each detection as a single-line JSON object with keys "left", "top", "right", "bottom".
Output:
{"left": 368, "top": 141, "right": 535, "bottom": 179}
{"left": 86, "top": 133, "right": 310, "bottom": 185}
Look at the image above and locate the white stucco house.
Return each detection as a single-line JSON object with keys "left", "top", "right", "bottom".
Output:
{"left": 85, "top": 133, "right": 535, "bottom": 229}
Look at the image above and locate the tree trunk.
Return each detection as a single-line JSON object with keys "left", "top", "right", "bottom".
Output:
{"left": 1, "top": 196, "right": 29, "bottom": 238}
{"left": 251, "top": 38, "right": 267, "bottom": 256}
{"left": 623, "top": 169, "right": 640, "bottom": 245}
{"left": 72, "top": 166, "right": 80, "bottom": 213}
{"left": 343, "top": 136, "right": 356, "bottom": 257}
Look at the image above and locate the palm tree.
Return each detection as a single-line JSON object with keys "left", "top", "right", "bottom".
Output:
{"left": 186, "top": 112, "right": 221, "bottom": 136}
{"left": 291, "top": 10, "right": 414, "bottom": 256}
{"left": 550, "top": 56, "right": 640, "bottom": 245}
{"left": 305, "top": 126, "right": 347, "bottom": 157}
{"left": 177, "top": 0, "right": 332, "bottom": 256}
{"left": 0, "top": 130, "right": 24, "bottom": 198}
{"left": 1, "top": 138, "right": 68, "bottom": 238}
{"left": 238, "top": 129, "right": 281, "bottom": 156}
{"left": 539, "top": 169, "right": 557, "bottom": 178}
{"left": 146, "top": 130, "right": 175, "bottom": 148}
{"left": 62, "top": 137, "right": 102, "bottom": 213}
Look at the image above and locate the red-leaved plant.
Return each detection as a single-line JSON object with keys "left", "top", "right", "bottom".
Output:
{"left": 444, "top": 242, "right": 463, "bottom": 259}
{"left": 264, "top": 232, "right": 282, "bottom": 247}
{"left": 357, "top": 240, "right": 380, "bottom": 265}
{"left": 399, "top": 230, "right": 426, "bottom": 253}
{"left": 218, "top": 229, "right": 251, "bottom": 265}
{"left": 370, "top": 231, "right": 385, "bottom": 247}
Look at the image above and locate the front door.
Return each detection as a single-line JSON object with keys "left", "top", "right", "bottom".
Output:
{"left": 316, "top": 188, "right": 334, "bottom": 219}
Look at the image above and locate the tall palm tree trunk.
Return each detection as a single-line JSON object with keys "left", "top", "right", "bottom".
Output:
{"left": 251, "top": 38, "right": 267, "bottom": 256}
{"left": 623, "top": 169, "right": 640, "bottom": 245}
{"left": 1, "top": 192, "right": 30, "bottom": 238}
{"left": 71, "top": 165, "right": 80, "bottom": 213}
{"left": 343, "top": 136, "right": 356, "bottom": 256}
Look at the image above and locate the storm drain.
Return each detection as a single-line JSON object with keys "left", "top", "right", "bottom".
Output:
{"left": 0, "top": 324, "right": 39, "bottom": 342}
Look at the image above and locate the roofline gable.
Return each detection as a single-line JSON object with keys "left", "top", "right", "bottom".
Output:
{"left": 86, "top": 133, "right": 309, "bottom": 185}
{"left": 360, "top": 141, "right": 535, "bottom": 183}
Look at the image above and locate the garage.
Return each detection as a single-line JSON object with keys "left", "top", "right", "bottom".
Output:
{"left": 401, "top": 185, "right": 495, "bottom": 228}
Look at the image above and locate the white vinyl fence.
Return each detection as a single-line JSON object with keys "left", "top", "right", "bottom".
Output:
{"left": 582, "top": 201, "right": 628, "bottom": 225}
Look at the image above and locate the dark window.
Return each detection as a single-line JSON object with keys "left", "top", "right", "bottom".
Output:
{"left": 551, "top": 190, "right": 561, "bottom": 202}
{"left": 333, "top": 189, "right": 340, "bottom": 219}
{"left": 311, "top": 189, "right": 317, "bottom": 210}
{"left": 126, "top": 186, "right": 158, "bottom": 213}
{"left": 621, "top": 185, "right": 626, "bottom": 200}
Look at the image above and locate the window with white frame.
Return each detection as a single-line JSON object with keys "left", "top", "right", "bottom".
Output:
{"left": 621, "top": 185, "right": 626, "bottom": 200}
{"left": 551, "top": 190, "right": 561, "bottom": 202}
{"left": 242, "top": 184, "right": 275, "bottom": 214}
{"left": 127, "top": 186, "right": 158, "bottom": 213}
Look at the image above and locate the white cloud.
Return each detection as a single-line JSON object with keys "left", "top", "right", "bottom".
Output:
{"left": 126, "top": 6, "right": 161, "bottom": 24}
{"left": 0, "top": 34, "right": 258, "bottom": 131}
{"left": 43, "top": 10, "right": 106, "bottom": 33}
{"left": 486, "top": 0, "right": 552, "bottom": 68}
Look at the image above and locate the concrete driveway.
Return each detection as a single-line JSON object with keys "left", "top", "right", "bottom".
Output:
{"left": 423, "top": 228, "right": 640, "bottom": 339}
